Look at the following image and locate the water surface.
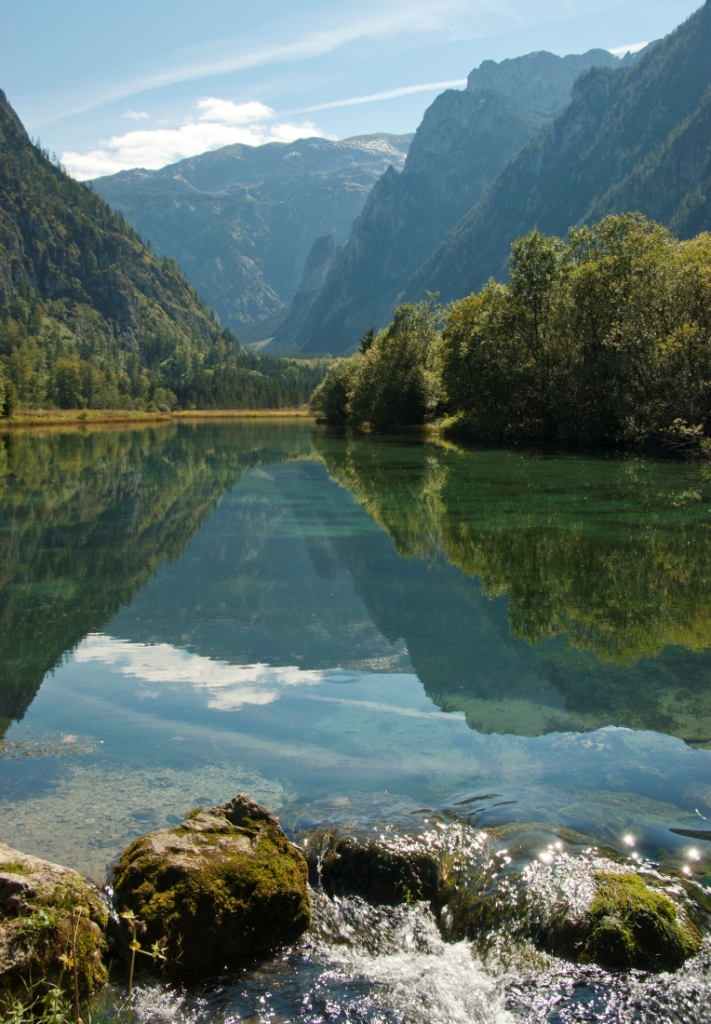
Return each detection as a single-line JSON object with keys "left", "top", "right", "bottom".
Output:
{"left": 2, "top": 421, "right": 711, "bottom": 1021}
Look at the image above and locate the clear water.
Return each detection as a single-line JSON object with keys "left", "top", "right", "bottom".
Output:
{"left": 2, "top": 421, "right": 711, "bottom": 1021}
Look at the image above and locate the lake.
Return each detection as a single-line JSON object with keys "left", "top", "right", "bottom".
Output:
{"left": 1, "top": 420, "right": 710, "bottom": 1022}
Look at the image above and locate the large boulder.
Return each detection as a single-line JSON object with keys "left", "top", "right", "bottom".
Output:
{"left": 112, "top": 795, "right": 311, "bottom": 975}
{"left": 0, "top": 842, "right": 108, "bottom": 996}
{"left": 306, "top": 825, "right": 441, "bottom": 906}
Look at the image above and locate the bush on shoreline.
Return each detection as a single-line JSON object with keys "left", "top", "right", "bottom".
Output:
{"left": 311, "top": 214, "right": 711, "bottom": 452}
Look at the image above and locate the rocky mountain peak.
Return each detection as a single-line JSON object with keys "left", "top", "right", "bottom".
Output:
{"left": 466, "top": 47, "right": 637, "bottom": 114}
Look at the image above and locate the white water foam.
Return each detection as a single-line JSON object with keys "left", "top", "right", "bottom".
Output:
{"left": 309, "top": 893, "right": 514, "bottom": 1024}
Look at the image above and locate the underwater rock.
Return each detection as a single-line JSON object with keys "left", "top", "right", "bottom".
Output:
{"left": 523, "top": 855, "right": 702, "bottom": 971}
{"left": 112, "top": 794, "right": 311, "bottom": 975}
{"left": 0, "top": 841, "right": 108, "bottom": 996}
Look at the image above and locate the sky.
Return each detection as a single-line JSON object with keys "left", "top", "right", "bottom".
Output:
{"left": 0, "top": 0, "right": 702, "bottom": 180}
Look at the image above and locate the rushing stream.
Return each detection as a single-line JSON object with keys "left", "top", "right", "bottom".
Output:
{"left": 2, "top": 420, "right": 711, "bottom": 1020}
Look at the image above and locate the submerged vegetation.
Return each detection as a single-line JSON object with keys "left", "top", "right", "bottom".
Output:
{"left": 311, "top": 214, "right": 711, "bottom": 452}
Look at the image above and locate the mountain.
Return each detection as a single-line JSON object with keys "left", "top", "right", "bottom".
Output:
{"left": 406, "top": 2, "right": 711, "bottom": 304}
{"left": 92, "top": 134, "right": 411, "bottom": 343}
{"left": 466, "top": 48, "right": 639, "bottom": 113}
{"left": 0, "top": 91, "right": 324, "bottom": 410}
{"left": 270, "top": 47, "right": 638, "bottom": 356}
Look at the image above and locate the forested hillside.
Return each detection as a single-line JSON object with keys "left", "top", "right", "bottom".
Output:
{"left": 407, "top": 1, "right": 711, "bottom": 303}
{"left": 0, "top": 91, "right": 325, "bottom": 412}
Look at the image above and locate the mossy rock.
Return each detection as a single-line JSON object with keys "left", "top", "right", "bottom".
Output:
{"left": 524, "top": 857, "right": 702, "bottom": 972}
{"left": 580, "top": 873, "right": 702, "bottom": 970}
{"left": 0, "top": 841, "right": 108, "bottom": 997}
{"left": 112, "top": 795, "right": 311, "bottom": 975}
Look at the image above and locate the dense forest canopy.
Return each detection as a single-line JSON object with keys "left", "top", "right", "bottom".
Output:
{"left": 311, "top": 214, "right": 711, "bottom": 451}
{"left": 0, "top": 91, "right": 325, "bottom": 413}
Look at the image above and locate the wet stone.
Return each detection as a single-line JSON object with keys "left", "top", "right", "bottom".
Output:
{"left": 521, "top": 854, "right": 704, "bottom": 971}
{"left": 112, "top": 794, "right": 311, "bottom": 976}
{"left": 306, "top": 823, "right": 708, "bottom": 973}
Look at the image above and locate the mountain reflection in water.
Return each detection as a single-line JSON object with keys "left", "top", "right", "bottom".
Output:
{"left": 2, "top": 422, "right": 711, "bottom": 749}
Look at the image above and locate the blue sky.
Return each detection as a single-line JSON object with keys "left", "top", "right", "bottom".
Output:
{"left": 1, "top": 0, "right": 702, "bottom": 179}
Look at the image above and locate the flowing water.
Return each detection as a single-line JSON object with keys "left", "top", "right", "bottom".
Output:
{"left": 2, "top": 420, "right": 711, "bottom": 1021}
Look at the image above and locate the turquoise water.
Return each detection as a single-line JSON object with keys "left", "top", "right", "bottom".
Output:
{"left": 2, "top": 421, "right": 711, "bottom": 1021}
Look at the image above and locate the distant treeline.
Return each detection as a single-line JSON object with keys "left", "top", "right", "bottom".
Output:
{"left": 310, "top": 214, "right": 711, "bottom": 452}
{"left": 0, "top": 281, "right": 325, "bottom": 414}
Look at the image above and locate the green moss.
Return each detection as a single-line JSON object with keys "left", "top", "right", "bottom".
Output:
{"left": 113, "top": 823, "right": 310, "bottom": 974}
{"left": 5, "top": 875, "right": 108, "bottom": 997}
{"left": 581, "top": 873, "right": 701, "bottom": 971}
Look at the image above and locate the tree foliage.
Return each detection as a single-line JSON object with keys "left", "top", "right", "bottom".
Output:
{"left": 310, "top": 299, "right": 441, "bottom": 428}
{"left": 441, "top": 214, "right": 711, "bottom": 447}
{"left": 314, "top": 213, "right": 711, "bottom": 450}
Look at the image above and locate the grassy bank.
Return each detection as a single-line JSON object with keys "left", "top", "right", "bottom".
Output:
{"left": 0, "top": 407, "right": 315, "bottom": 429}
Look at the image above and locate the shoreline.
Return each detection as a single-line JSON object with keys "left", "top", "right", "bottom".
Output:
{"left": 0, "top": 407, "right": 316, "bottom": 430}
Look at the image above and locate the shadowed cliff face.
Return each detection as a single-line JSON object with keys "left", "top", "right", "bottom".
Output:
{"left": 272, "top": 90, "right": 545, "bottom": 355}
{"left": 466, "top": 48, "right": 637, "bottom": 114}
{"left": 407, "top": 2, "right": 711, "bottom": 305}
{"left": 271, "top": 47, "right": 640, "bottom": 356}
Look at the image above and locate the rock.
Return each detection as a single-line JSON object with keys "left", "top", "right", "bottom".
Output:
{"left": 307, "top": 824, "right": 705, "bottom": 972}
{"left": 305, "top": 821, "right": 502, "bottom": 944}
{"left": 523, "top": 855, "right": 702, "bottom": 971}
{"left": 582, "top": 873, "right": 702, "bottom": 970}
{"left": 307, "top": 825, "right": 441, "bottom": 907}
{"left": 112, "top": 795, "right": 311, "bottom": 975}
{"left": 0, "top": 842, "right": 108, "bottom": 996}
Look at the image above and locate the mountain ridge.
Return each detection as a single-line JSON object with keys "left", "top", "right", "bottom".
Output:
{"left": 271, "top": 45, "right": 645, "bottom": 356}
{"left": 93, "top": 133, "right": 412, "bottom": 342}
{"left": 405, "top": 2, "right": 711, "bottom": 304}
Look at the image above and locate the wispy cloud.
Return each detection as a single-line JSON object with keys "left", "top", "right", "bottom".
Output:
{"left": 45, "top": 0, "right": 492, "bottom": 123}
{"left": 608, "top": 40, "right": 649, "bottom": 55}
{"left": 63, "top": 102, "right": 326, "bottom": 179}
{"left": 292, "top": 79, "right": 467, "bottom": 114}
{"left": 123, "top": 109, "right": 150, "bottom": 120}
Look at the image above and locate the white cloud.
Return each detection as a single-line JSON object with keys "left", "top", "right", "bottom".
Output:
{"left": 62, "top": 105, "right": 326, "bottom": 179}
{"left": 123, "top": 109, "right": 150, "bottom": 120}
{"left": 75, "top": 634, "right": 329, "bottom": 711}
{"left": 197, "top": 98, "right": 274, "bottom": 124}
{"left": 608, "top": 41, "right": 649, "bottom": 56}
